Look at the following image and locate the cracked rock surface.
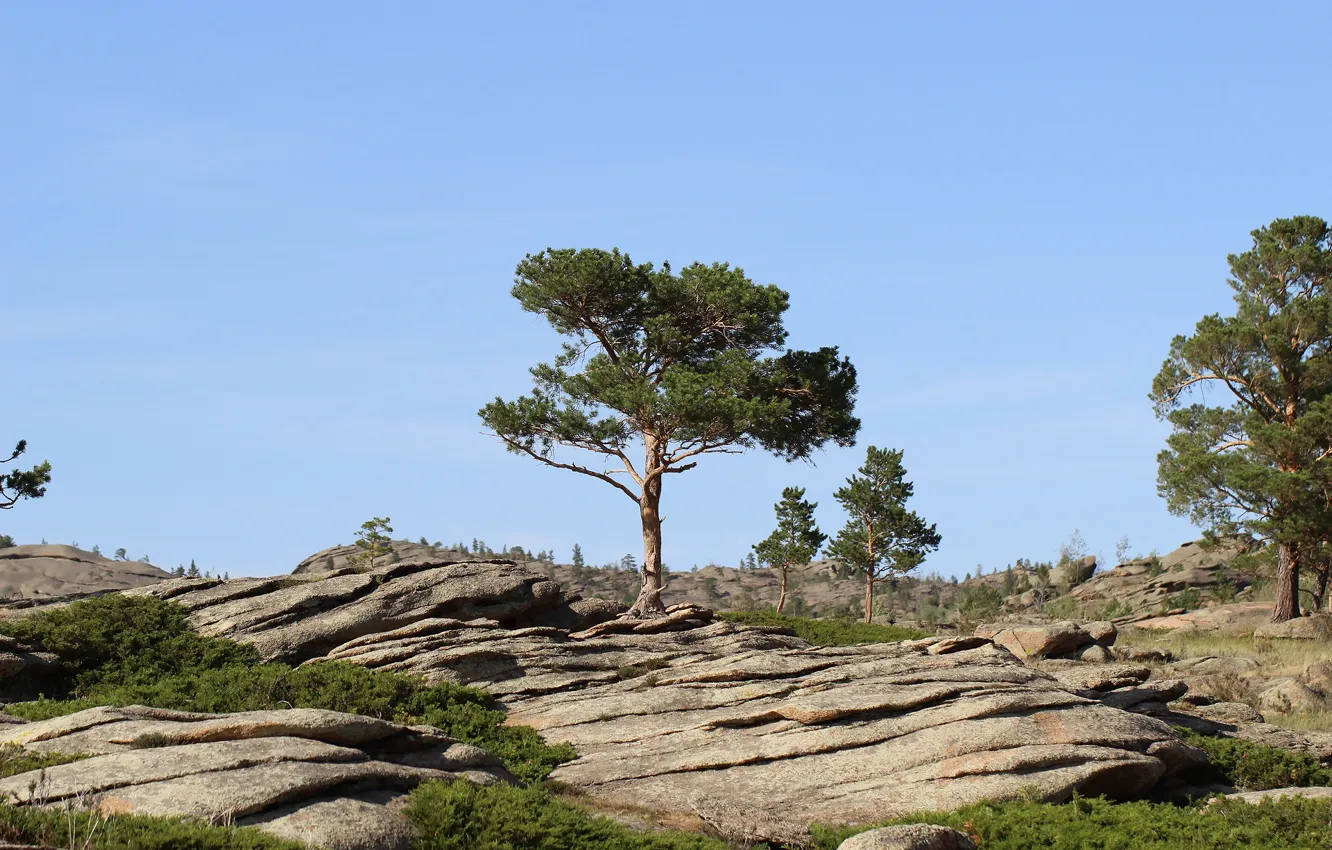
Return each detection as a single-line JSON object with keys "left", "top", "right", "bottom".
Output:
{"left": 0, "top": 706, "right": 510, "bottom": 850}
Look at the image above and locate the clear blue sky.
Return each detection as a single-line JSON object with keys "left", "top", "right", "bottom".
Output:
{"left": 5, "top": 3, "right": 1330, "bottom": 577}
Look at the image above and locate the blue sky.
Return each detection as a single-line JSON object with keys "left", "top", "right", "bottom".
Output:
{"left": 5, "top": 3, "right": 1330, "bottom": 577}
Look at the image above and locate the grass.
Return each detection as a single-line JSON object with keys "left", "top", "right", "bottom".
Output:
{"left": 0, "top": 743, "right": 87, "bottom": 778}
{"left": 717, "top": 609, "right": 930, "bottom": 646}
{"left": 1176, "top": 727, "right": 1332, "bottom": 790}
{"left": 0, "top": 801, "right": 303, "bottom": 850}
{"left": 811, "top": 795, "right": 1332, "bottom": 850}
{"left": 1116, "top": 627, "right": 1332, "bottom": 677}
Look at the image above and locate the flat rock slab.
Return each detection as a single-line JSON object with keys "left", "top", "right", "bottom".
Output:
{"left": 838, "top": 824, "right": 977, "bottom": 850}
{"left": 0, "top": 706, "right": 510, "bottom": 850}
{"left": 311, "top": 619, "right": 1195, "bottom": 839}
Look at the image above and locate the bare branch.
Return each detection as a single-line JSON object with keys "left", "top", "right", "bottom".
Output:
{"left": 493, "top": 435, "right": 640, "bottom": 503}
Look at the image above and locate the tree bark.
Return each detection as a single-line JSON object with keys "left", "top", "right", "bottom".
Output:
{"left": 864, "top": 573, "right": 874, "bottom": 624}
{"left": 777, "top": 567, "right": 788, "bottom": 614}
{"left": 1272, "top": 542, "right": 1302, "bottom": 623}
{"left": 628, "top": 443, "right": 667, "bottom": 618}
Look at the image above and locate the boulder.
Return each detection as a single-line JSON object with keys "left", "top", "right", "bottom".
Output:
{"left": 1077, "top": 645, "right": 1114, "bottom": 664}
{"left": 974, "top": 621, "right": 1093, "bottom": 659}
{"left": 1083, "top": 621, "right": 1117, "bottom": 646}
{"left": 1256, "top": 614, "right": 1332, "bottom": 641}
{"left": 838, "top": 824, "right": 977, "bottom": 850}
{"left": 1257, "top": 680, "right": 1327, "bottom": 715}
{"left": 1226, "top": 786, "right": 1332, "bottom": 804}
{"left": 0, "top": 705, "right": 511, "bottom": 849}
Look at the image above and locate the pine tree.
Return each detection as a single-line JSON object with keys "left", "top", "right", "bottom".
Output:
{"left": 753, "top": 486, "right": 826, "bottom": 614}
{"left": 349, "top": 517, "right": 394, "bottom": 568}
{"left": 572, "top": 543, "right": 585, "bottom": 568}
{"left": 480, "top": 248, "right": 859, "bottom": 616}
{"left": 827, "top": 447, "right": 941, "bottom": 624}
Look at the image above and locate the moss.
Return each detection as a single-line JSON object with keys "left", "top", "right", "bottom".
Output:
{"left": 718, "top": 609, "right": 928, "bottom": 645}
{"left": 0, "top": 743, "right": 86, "bottom": 778}
{"left": 812, "top": 795, "right": 1332, "bottom": 850}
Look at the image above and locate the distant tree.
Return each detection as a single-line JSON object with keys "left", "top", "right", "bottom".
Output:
{"left": 172, "top": 565, "right": 186, "bottom": 577}
{"left": 744, "top": 552, "right": 758, "bottom": 571}
{"left": 1002, "top": 565, "right": 1016, "bottom": 596}
{"left": 472, "top": 538, "right": 481, "bottom": 553}
{"left": 349, "top": 517, "right": 394, "bottom": 568}
{"left": 114, "top": 548, "right": 127, "bottom": 561}
{"left": 571, "top": 543, "right": 585, "bottom": 569}
{"left": 1, "top": 440, "right": 52, "bottom": 510}
{"left": 419, "top": 536, "right": 430, "bottom": 545}
{"left": 91, "top": 545, "right": 101, "bottom": 556}
{"left": 620, "top": 553, "right": 638, "bottom": 572}
{"left": 479, "top": 248, "right": 859, "bottom": 616}
{"left": 1152, "top": 216, "right": 1332, "bottom": 622}
{"left": 753, "top": 486, "right": 826, "bottom": 614}
{"left": 827, "top": 447, "right": 941, "bottom": 624}
{"left": 1115, "top": 536, "right": 1132, "bottom": 564}
{"left": 138, "top": 555, "right": 151, "bottom": 564}
{"left": 0, "top": 534, "right": 14, "bottom": 549}
{"left": 187, "top": 559, "right": 199, "bottom": 578}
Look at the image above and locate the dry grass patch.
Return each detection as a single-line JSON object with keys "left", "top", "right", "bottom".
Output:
{"left": 1117, "top": 627, "right": 1332, "bottom": 678}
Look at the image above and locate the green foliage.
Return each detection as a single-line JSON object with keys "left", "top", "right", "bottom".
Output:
{"left": 0, "top": 801, "right": 302, "bottom": 850}
{"left": 0, "top": 594, "right": 258, "bottom": 694}
{"left": 571, "top": 543, "right": 585, "bottom": 568}
{"left": 718, "top": 610, "right": 928, "bottom": 645}
{"left": 957, "top": 585, "right": 1004, "bottom": 620}
{"left": 405, "top": 779, "right": 725, "bottom": 850}
{"left": 754, "top": 486, "right": 825, "bottom": 613}
{"left": 1, "top": 439, "right": 52, "bottom": 510}
{"left": 812, "top": 795, "right": 1332, "bottom": 850}
{"left": 1162, "top": 587, "right": 1204, "bottom": 612}
{"left": 1176, "top": 727, "right": 1332, "bottom": 790}
{"left": 827, "top": 446, "right": 940, "bottom": 587}
{"left": 349, "top": 516, "right": 393, "bottom": 567}
{"left": 1, "top": 596, "right": 573, "bottom": 783}
{"left": 0, "top": 743, "right": 86, "bottom": 778}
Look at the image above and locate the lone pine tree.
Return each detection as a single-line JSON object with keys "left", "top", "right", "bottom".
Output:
{"left": 827, "top": 446, "right": 940, "bottom": 624}
{"left": 754, "top": 486, "right": 825, "bottom": 614}
{"left": 480, "top": 248, "right": 859, "bottom": 616}
{"left": 1152, "top": 216, "right": 1332, "bottom": 623}
{"left": 350, "top": 517, "right": 394, "bottom": 568}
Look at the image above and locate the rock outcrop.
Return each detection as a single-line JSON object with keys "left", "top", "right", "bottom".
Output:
{"left": 122, "top": 557, "right": 615, "bottom": 663}
{"left": 974, "top": 620, "right": 1116, "bottom": 660}
{"left": 293, "top": 604, "right": 1197, "bottom": 839}
{"left": 0, "top": 705, "right": 511, "bottom": 850}
{"left": 838, "top": 825, "right": 977, "bottom": 850}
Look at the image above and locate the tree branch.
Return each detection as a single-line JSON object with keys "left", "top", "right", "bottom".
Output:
{"left": 494, "top": 435, "right": 641, "bottom": 503}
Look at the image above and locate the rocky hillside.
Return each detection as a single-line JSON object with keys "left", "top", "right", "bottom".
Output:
{"left": 300, "top": 536, "right": 1258, "bottom": 624}
{"left": 0, "top": 544, "right": 170, "bottom": 602}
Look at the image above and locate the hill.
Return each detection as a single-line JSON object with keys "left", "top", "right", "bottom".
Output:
{"left": 0, "top": 544, "right": 170, "bottom": 601}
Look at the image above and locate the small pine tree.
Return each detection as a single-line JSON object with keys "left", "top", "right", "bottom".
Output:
{"left": 114, "top": 548, "right": 127, "bottom": 561}
{"left": 753, "top": 486, "right": 825, "bottom": 614}
{"left": 350, "top": 517, "right": 394, "bottom": 568}
{"left": 572, "top": 544, "right": 585, "bottom": 568}
{"left": 186, "top": 560, "right": 201, "bottom": 578}
{"left": 91, "top": 544, "right": 101, "bottom": 556}
{"left": 621, "top": 553, "right": 637, "bottom": 571}
{"left": 172, "top": 565, "right": 186, "bottom": 577}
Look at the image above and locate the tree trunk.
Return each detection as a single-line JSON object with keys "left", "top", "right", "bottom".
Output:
{"left": 1272, "top": 542, "right": 1302, "bottom": 623}
{"left": 777, "top": 567, "right": 788, "bottom": 614}
{"left": 864, "top": 573, "right": 874, "bottom": 624}
{"left": 627, "top": 452, "right": 667, "bottom": 618}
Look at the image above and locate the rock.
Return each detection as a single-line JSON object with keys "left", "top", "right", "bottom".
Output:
{"left": 1078, "top": 645, "right": 1114, "bottom": 663}
{"left": 1302, "top": 660, "right": 1332, "bottom": 695}
{"left": 1051, "top": 665, "right": 1151, "bottom": 696}
{"left": 838, "top": 824, "right": 977, "bottom": 850}
{"left": 1226, "top": 786, "right": 1332, "bottom": 803}
{"left": 1257, "top": 680, "right": 1327, "bottom": 715}
{"left": 1083, "top": 621, "right": 1118, "bottom": 646}
{"left": 0, "top": 706, "right": 511, "bottom": 849}
{"left": 1190, "top": 701, "right": 1265, "bottom": 724}
{"left": 1051, "top": 556, "right": 1098, "bottom": 589}
{"left": 0, "top": 636, "right": 60, "bottom": 702}
{"left": 123, "top": 558, "right": 597, "bottom": 663}
{"left": 1101, "top": 680, "right": 1189, "bottom": 711}
{"left": 1255, "top": 614, "right": 1332, "bottom": 641}
{"left": 974, "top": 621, "right": 1093, "bottom": 659}
{"left": 0, "top": 545, "right": 170, "bottom": 603}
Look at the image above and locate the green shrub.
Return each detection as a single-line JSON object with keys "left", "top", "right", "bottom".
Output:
{"left": 405, "top": 779, "right": 726, "bottom": 850}
{"left": 812, "top": 795, "right": 1332, "bottom": 850}
{"left": 0, "top": 800, "right": 301, "bottom": 850}
{"left": 0, "top": 594, "right": 256, "bottom": 694}
{"left": 615, "top": 659, "right": 669, "bottom": 680}
{"left": 717, "top": 610, "right": 928, "bottom": 645}
{"left": 1176, "top": 727, "right": 1332, "bottom": 790}
{"left": 2, "top": 596, "right": 574, "bottom": 783}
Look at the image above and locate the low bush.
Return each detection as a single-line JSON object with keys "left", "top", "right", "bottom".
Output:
{"left": 0, "top": 743, "right": 85, "bottom": 777}
{"left": 405, "top": 779, "right": 726, "bottom": 850}
{"left": 812, "top": 795, "right": 1332, "bottom": 850}
{"left": 2, "top": 597, "right": 574, "bottom": 783}
{"left": 1, "top": 594, "right": 256, "bottom": 693}
{"left": 717, "top": 610, "right": 928, "bottom": 645}
{"left": 0, "top": 801, "right": 302, "bottom": 850}
{"left": 1176, "top": 727, "right": 1332, "bottom": 790}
